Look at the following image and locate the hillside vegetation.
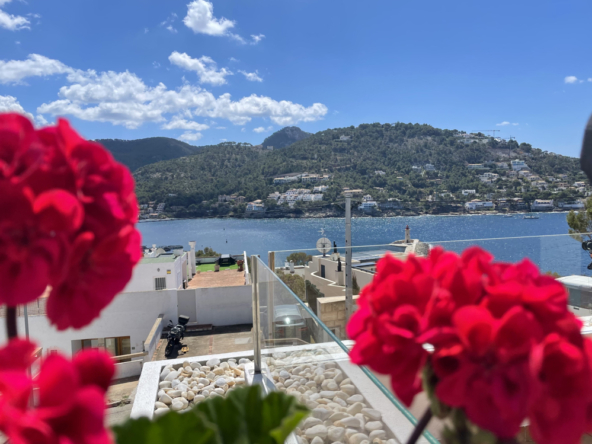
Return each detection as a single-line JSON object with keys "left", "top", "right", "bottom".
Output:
{"left": 133, "top": 122, "right": 583, "bottom": 215}
{"left": 262, "top": 126, "right": 312, "bottom": 149}
{"left": 97, "top": 137, "right": 201, "bottom": 171}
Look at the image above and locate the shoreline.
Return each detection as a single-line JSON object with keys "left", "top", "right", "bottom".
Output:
{"left": 138, "top": 210, "right": 571, "bottom": 223}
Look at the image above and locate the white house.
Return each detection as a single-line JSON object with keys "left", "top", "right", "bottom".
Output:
{"left": 359, "top": 195, "right": 378, "bottom": 212}
{"left": 531, "top": 199, "right": 554, "bottom": 212}
{"left": 375, "top": 170, "right": 386, "bottom": 176}
{"left": 339, "top": 135, "right": 351, "bottom": 141}
{"left": 467, "top": 164, "right": 486, "bottom": 170}
{"left": 557, "top": 201, "right": 585, "bottom": 210}
{"left": 313, "top": 185, "right": 328, "bottom": 193}
{"left": 465, "top": 200, "right": 494, "bottom": 211}
{"left": 302, "top": 194, "right": 323, "bottom": 202}
{"left": 124, "top": 251, "right": 188, "bottom": 293}
{"left": 156, "top": 203, "right": 166, "bottom": 213}
{"left": 246, "top": 201, "right": 265, "bottom": 212}
{"left": 511, "top": 160, "right": 529, "bottom": 171}
{"left": 462, "top": 190, "right": 477, "bottom": 196}
{"left": 424, "top": 164, "right": 436, "bottom": 171}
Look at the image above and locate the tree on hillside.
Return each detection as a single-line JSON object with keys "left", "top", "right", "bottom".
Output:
{"left": 567, "top": 198, "right": 592, "bottom": 242}
{"left": 305, "top": 280, "right": 324, "bottom": 315}
{"left": 276, "top": 270, "right": 305, "bottom": 300}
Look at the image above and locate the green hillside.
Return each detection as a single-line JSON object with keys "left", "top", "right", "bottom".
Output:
{"left": 133, "top": 122, "right": 583, "bottom": 216}
{"left": 97, "top": 137, "right": 201, "bottom": 171}
{"left": 262, "top": 126, "right": 312, "bottom": 149}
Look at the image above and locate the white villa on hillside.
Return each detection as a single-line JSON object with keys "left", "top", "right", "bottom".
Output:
{"left": 511, "top": 160, "right": 529, "bottom": 171}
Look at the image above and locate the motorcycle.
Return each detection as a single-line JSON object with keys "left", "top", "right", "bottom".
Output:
{"left": 165, "top": 315, "right": 190, "bottom": 357}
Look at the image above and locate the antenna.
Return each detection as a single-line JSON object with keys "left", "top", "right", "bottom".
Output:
{"left": 316, "top": 236, "right": 331, "bottom": 257}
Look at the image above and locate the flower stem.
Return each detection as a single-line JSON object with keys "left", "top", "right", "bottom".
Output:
{"left": 405, "top": 407, "right": 433, "bottom": 444}
{"left": 6, "top": 306, "right": 17, "bottom": 339}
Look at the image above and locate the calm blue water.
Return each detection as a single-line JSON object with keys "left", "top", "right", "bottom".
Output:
{"left": 137, "top": 213, "right": 591, "bottom": 276}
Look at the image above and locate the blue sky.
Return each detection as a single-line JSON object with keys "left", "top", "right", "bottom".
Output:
{"left": 0, "top": 0, "right": 591, "bottom": 156}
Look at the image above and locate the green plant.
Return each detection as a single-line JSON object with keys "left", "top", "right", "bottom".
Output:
{"left": 113, "top": 385, "right": 308, "bottom": 444}
{"left": 286, "top": 252, "right": 313, "bottom": 266}
{"left": 567, "top": 197, "right": 592, "bottom": 242}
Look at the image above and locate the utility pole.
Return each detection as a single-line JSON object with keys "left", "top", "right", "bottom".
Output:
{"left": 345, "top": 193, "right": 353, "bottom": 320}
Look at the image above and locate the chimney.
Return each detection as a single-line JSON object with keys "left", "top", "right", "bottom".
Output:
{"left": 188, "top": 241, "right": 196, "bottom": 277}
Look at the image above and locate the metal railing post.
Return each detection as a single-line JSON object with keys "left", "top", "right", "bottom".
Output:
{"left": 251, "top": 255, "right": 261, "bottom": 373}
{"left": 345, "top": 193, "right": 353, "bottom": 320}
{"left": 267, "top": 252, "right": 275, "bottom": 342}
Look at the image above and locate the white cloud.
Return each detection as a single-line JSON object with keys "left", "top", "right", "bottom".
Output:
{"left": 216, "top": 126, "right": 226, "bottom": 129}
{"left": 183, "top": 0, "right": 262, "bottom": 44}
{"left": 183, "top": 0, "right": 235, "bottom": 36}
{"left": 588, "top": 78, "right": 592, "bottom": 82}
{"left": 239, "top": 70, "right": 263, "bottom": 82}
{"left": 0, "top": 0, "right": 30, "bottom": 31}
{"left": 253, "top": 126, "right": 273, "bottom": 133}
{"left": 35, "top": 114, "right": 48, "bottom": 126}
{"left": 153, "top": 61, "right": 161, "bottom": 69}
{"left": 162, "top": 115, "right": 209, "bottom": 131}
{"left": 169, "top": 52, "right": 232, "bottom": 86}
{"left": 0, "top": 94, "right": 34, "bottom": 120}
{"left": 178, "top": 131, "right": 202, "bottom": 142}
{"left": 166, "top": 25, "right": 178, "bottom": 33}
{"left": 565, "top": 76, "right": 579, "bottom": 84}
{"left": 250, "top": 34, "right": 265, "bottom": 44}
{"left": 0, "top": 54, "right": 72, "bottom": 84}
{"left": 229, "top": 57, "right": 239, "bottom": 63}
{"left": 241, "top": 128, "right": 245, "bottom": 132}
{"left": 496, "top": 121, "right": 518, "bottom": 126}
{"left": 33, "top": 59, "right": 327, "bottom": 129}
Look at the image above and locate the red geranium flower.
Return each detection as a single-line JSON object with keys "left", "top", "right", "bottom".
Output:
{"left": 348, "top": 246, "right": 592, "bottom": 444}
{"left": 0, "top": 338, "right": 114, "bottom": 444}
{"left": 0, "top": 113, "right": 141, "bottom": 329}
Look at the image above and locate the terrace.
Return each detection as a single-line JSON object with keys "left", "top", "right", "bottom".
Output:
{"left": 127, "top": 232, "right": 592, "bottom": 444}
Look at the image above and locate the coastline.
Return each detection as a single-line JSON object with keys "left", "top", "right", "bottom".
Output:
{"left": 138, "top": 210, "right": 572, "bottom": 223}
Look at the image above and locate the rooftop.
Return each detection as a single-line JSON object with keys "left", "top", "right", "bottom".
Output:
{"left": 140, "top": 254, "right": 177, "bottom": 264}
{"left": 187, "top": 269, "right": 246, "bottom": 288}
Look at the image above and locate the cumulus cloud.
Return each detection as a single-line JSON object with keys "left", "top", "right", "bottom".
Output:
{"left": 0, "top": 94, "right": 47, "bottom": 126}
{"left": 36, "top": 66, "right": 328, "bottom": 129}
{"left": 183, "top": 0, "right": 235, "bottom": 36}
{"left": 496, "top": 121, "right": 519, "bottom": 126}
{"left": 0, "top": 54, "right": 73, "bottom": 84}
{"left": 253, "top": 126, "right": 273, "bottom": 133}
{"left": 178, "top": 131, "right": 203, "bottom": 142}
{"left": 162, "top": 115, "right": 209, "bottom": 131}
{"left": 183, "top": 0, "right": 262, "bottom": 44}
{"left": 0, "top": 0, "right": 30, "bottom": 31}
{"left": 169, "top": 52, "right": 232, "bottom": 86}
{"left": 239, "top": 70, "right": 262, "bottom": 82}
{"left": 0, "top": 94, "right": 34, "bottom": 120}
{"left": 565, "top": 76, "right": 580, "bottom": 84}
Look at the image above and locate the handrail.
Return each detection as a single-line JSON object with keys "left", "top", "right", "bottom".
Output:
{"left": 112, "top": 351, "right": 148, "bottom": 362}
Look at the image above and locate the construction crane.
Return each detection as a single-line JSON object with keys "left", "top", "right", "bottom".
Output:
{"left": 473, "top": 130, "right": 501, "bottom": 138}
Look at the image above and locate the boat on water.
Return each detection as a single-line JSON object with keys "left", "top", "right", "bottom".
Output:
{"left": 524, "top": 214, "right": 540, "bottom": 219}
{"left": 503, "top": 214, "right": 513, "bottom": 218}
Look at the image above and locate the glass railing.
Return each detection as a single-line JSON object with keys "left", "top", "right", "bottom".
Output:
{"left": 251, "top": 255, "right": 440, "bottom": 444}
{"left": 267, "top": 232, "right": 592, "bottom": 442}
{"left": 270, "top": 232, "right": 592, "bottom": 315}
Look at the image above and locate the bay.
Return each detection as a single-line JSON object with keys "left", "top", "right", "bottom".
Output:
{"left": 137, "top": 213, "right": 591, "bottom": 277}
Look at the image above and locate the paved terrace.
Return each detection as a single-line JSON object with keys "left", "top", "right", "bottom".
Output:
{"left": 187, "top": 269, "right": 246, "bottom": 288}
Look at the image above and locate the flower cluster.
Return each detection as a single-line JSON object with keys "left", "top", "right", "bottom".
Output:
{"left": 0, "top": 113, "right": 141, "bottom": 329}
{"left": 0, "top": 338, "right": 114, "bottom": 443}
{"left": 347, "top": 247, "right": 592, "bottom": 444}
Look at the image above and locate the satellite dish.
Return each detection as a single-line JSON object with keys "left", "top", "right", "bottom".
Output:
{"left": 316, "top": 237, "right": 331, "bottom": 256}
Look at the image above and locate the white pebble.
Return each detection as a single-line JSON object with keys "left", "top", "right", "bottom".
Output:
{"left": 305, "top": 425, "right": 328, "bottom": 439}
{"left": 361, "top": 409, "right": 381, "bottom": 421}
{"left": 346, "top": 395, "right": 364, "bottom": 405}
{"left": 349, "top": 434, "right": 369, "bottom": 444}
{"left": 154, "top": 408, "right": 169, "bottom": 418}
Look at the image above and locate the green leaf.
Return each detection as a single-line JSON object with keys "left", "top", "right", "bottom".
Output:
{"left": 112, "top": 409, "right": 218, "bottom": 444}
{"left": 115, "top": 385, "right": 309, "bottom": 444}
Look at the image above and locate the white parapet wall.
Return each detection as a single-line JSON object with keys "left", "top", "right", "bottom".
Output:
{"left": 177, "top": 286, "right": 253, "bottom": 326}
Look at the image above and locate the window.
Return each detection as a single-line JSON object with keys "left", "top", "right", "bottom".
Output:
{"left": 73, "top": 336, "right": 131, "bottom": 361}
{"left": 155, "top": 277, "right": 166, "bottom": 290}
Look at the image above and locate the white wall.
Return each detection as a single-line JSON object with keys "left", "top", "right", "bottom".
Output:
{"left": 124, "top": 255, "right": 186, "bottom": 293}
{"left": 0, "top": 290, "right": 178, "bottom": 357}
{"left": 178, "top": 287, "right": 253, "bottom": 326}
